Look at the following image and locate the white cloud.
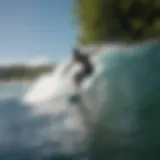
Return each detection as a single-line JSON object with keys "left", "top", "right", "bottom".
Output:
{"left": 0, "top": 56, "right": 53, "bottom": 67}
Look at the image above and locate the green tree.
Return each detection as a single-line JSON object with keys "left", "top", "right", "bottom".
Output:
{"left": 0, "top": 65, "right": 54, "bottom": 80}
{"left": 74, "top": 0, "right": 160, "bottom": 44}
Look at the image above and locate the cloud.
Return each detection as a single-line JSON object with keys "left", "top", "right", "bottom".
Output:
{"left": 0, "top": 56, "right": 52, "bottom": 67}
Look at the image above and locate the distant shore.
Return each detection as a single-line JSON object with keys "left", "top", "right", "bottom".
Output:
{"left": 0, "top": 79, "right": 33, "bottom": 84}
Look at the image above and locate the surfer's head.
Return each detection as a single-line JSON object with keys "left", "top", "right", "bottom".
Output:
{"left": 72, "top": 48, "right": 82, "bottom": 61}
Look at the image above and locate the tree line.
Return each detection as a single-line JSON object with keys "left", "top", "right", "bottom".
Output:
{"left": 0, "top": 65, "right": 54, "bottom": 81}
{"left": 73, "top": 0, "right": 160, "bottom": 44}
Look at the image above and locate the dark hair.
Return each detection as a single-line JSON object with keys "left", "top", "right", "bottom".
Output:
{"left": 73, "top": 48, "right": 81, "bottom": 55}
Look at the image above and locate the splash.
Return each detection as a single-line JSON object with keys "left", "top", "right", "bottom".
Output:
{"left": 23, "top": 44, "right": 122, "bottom": 105}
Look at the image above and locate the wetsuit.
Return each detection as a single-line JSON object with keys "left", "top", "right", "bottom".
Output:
{"left": 74, "top": 55, "right": 93, "bottom": 85}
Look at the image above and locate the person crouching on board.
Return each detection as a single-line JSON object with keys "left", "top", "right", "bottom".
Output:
{"left": 72, "top": 48, "right": 94, "bottom": 86}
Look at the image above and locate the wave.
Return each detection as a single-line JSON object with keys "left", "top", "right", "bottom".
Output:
{"left": 22, "top": 39, "right": 160, "bottom": 160}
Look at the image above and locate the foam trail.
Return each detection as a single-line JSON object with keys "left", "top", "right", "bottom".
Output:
{"left": 23, "top": 57, "right": 94, "bottom": 151}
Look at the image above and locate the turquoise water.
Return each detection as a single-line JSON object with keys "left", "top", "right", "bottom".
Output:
{"left": 0, "top": 39, "right": 160, "bottom": 160}
{"left": 86, "top": 40, "right": 160, "bottom": 160}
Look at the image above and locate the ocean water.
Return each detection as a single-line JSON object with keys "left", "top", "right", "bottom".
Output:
{"left": 0, "top": 82, "right": 87, "bottom": 160}
{"left": 1, "top": 39, "right": 160, "bottom": 160}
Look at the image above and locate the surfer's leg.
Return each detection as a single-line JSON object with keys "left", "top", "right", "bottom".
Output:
{"left": 74, "top": 71, "right": 86, "bottom": 85}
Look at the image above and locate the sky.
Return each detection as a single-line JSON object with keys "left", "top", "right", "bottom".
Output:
{"left": 0, "top": 0, "right": 77, "bottom": 64}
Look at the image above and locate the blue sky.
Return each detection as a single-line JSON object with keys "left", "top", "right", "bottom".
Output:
{"left": 0, "top": 0, "right": 77, "bottom": 62}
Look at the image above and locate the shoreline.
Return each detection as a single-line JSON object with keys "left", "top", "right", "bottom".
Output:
{"left": 0, "top": 80, "right": 33, "bottom": 84}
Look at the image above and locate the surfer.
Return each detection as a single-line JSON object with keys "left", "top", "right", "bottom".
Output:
{"left": 72, "top": 48, "right": 94, "bottom": 86}
{"left": 68, "top": 48, "right": 97, "bottom": 129}
{"left": 64, "top": 46, "right": 100, "bottom": 86}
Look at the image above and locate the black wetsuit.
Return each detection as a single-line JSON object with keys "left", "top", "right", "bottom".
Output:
{"left": 75, "top": 55, "right": 93, "bottom": 84}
